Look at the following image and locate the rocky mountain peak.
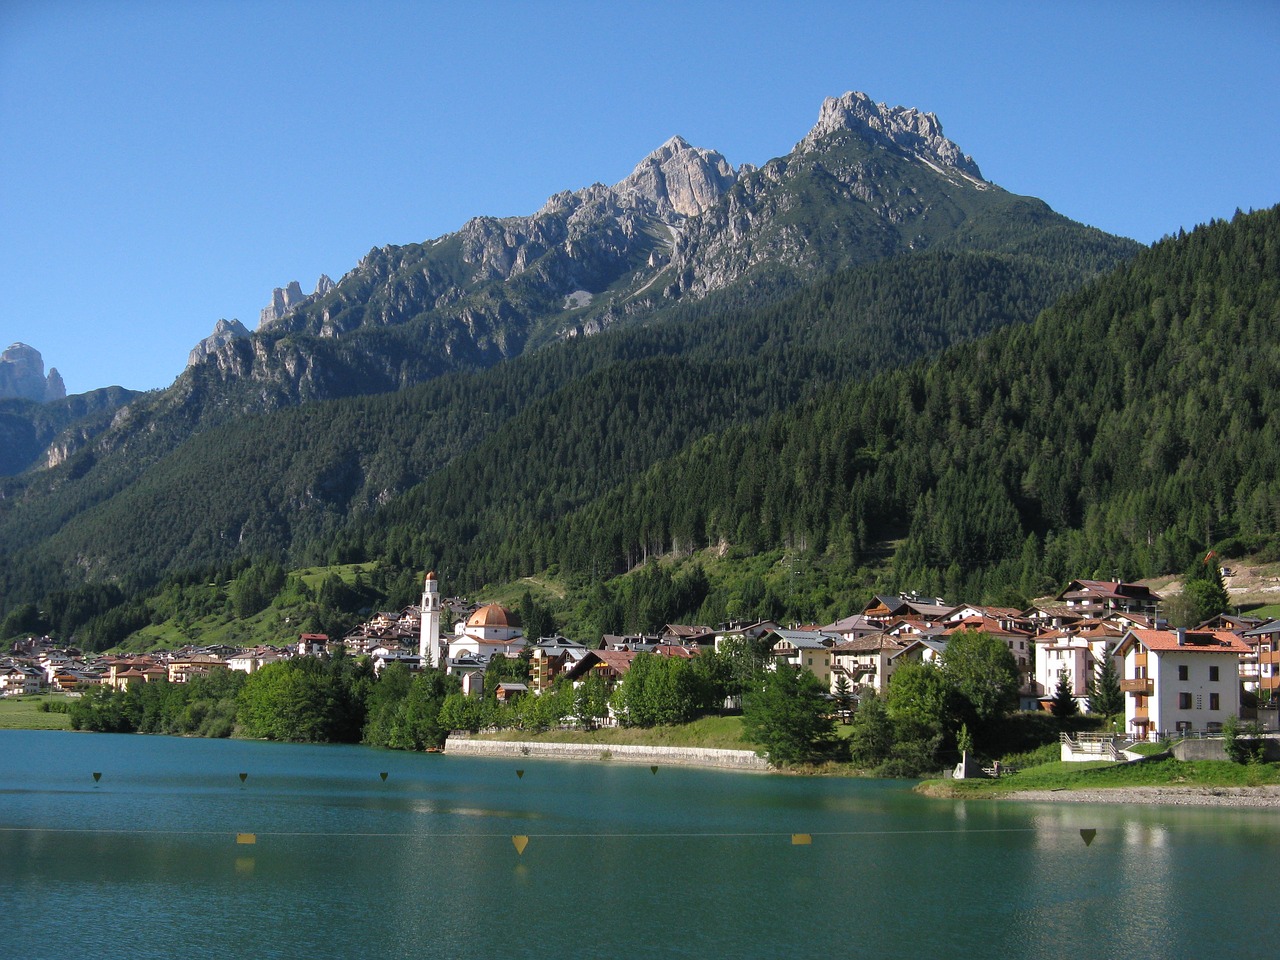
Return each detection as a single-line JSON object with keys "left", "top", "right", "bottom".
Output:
{"left": 257, "top": 276, "right": 337, "bottom": 331}
{"left": 188, "top": 318, "right": 252, "bottom": 368}
{"left": 0, "top": 342, "right": 65, "bottom": 402}
{"left": 613, "top": 135, "right": 737, "bottom": 219}
{"left": 797, "top": 91, "right": 984, "bottom": 181}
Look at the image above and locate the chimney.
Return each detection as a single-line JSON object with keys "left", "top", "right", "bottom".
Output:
{"left": 1176, "top": 627, "right": 1186, "bottom": 646}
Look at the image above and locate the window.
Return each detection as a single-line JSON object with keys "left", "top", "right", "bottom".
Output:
{"left": 1178, "top": 664, "right": 1189, "bottom": 681}
{"left": 1209, "top": 665, "right": 1220, "bottom": 682}
{"left": 1210, "top": 693, "right": 1220, "bottom": 711}
{"left": 1178, "top": 692, "right": 1193, "bottom": 709}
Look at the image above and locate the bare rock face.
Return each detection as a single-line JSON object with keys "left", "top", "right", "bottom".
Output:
{"left": 258, "top": 276, "right": 336, "bottom": 330}
{"left": 44, "top": 367, "right": 66, "bottom": 401}
{"left": 797, "top": 91, "right": 984, "bottom": 181}
{"left": 613, "top": 135, "right": 738, "bottom": 218}
{"left": 188, "top": 318, "right": 252, "bottom": 368}
{"left": 0, "top": 342, "right": 65, "bottom": 402}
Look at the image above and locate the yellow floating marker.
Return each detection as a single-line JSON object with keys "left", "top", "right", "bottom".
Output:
{"left": 1080, "top": 828, "right": 1097, "bottom": 847}
{"left": 516, "top": 770, "right": 524, "bottom": 779}
{"left": 792, "top": 834, "right": 812, "bottom": 846}
{"left": 650, "top": 766, "right": 658, "bottom": 775}
{"left": 239, "top": 772, "right": 248, "bottom": 783}
{"left": 236, "top": 833, "right": 257, "bottom": 845}
{"left": 379, "top": 771, "right": 388, "bottom": 782}
{"left": 92, "top": 772, "right": 101, "bottom": 783}
{"left": 235, "top": 857, "right": 255, "bottom": 876}
{"left": 512, "top": 835, "right": 529, "bottom": 856}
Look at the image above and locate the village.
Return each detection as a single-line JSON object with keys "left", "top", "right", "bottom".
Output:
{"left": 6, "top": 571, "right": 1280, "bottom": 747}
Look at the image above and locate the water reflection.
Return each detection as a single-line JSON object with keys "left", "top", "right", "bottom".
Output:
{"left": 3, "top": 731, "right": 1278, "bottom": 960}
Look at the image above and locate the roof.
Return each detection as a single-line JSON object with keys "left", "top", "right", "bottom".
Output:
{"left": 820, "top": 613, "right": 885, "bottom": 635}
{"left": 1244, "top": 619, "right": 1280, "bottom": 638}
{"left": 1056, "top": 580, "right": 1163, "bottom": 604}
{"left": 943, "top": 616, "right": 1031, "bottom": 638}
{"left": 662, "top": 624, "right": 713, "bottom": 639}
{"left": 888, "top": 638, "right": 949, "bottom": 660}
{"left": 467, "top": 603, "right": 520, "bottom": 629}
{"left": 767, "top": 628, "right": 838, "bottom": 649}
{"left": 593, "top": 649, "right": 638, "bottom": 675}
{"left": 831, "top": 636, "right": 905, "bottom": 654}
{"left": 1117, "top": 628, "right": 1250, "bottom": 656}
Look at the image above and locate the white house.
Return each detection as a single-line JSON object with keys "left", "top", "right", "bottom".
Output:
{"left": 1032, "top": 620, "right": 1124, "bottom": 707}
{"left": 1115, "top": 628, "right": 1248, "bottom": 739}
{"left": 829, "top": 636, "right": 906, "bottom": 695}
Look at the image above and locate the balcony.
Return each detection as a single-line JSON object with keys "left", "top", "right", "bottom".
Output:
{"left": 1120, "top": 677, "right": 1153, "bottom": 695}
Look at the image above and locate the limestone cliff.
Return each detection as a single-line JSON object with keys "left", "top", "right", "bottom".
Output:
{"left": 0, "top": 342, "right": 66, "bottom": 402}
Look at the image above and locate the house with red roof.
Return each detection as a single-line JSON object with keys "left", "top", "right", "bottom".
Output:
{"left": 1115, "top": 628, "right": 1248, "bottom": 739}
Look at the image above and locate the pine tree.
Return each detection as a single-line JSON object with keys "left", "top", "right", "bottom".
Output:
{"left": 1050, "top": 670, "right": 1079, "bottom": 719}
{"left": 1086, "top": 656, "right": 1123, "bottom": 718}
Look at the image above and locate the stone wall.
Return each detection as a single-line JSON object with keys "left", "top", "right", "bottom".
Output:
{"left": 445, "top": 736, "right": 771, "bottom": 771}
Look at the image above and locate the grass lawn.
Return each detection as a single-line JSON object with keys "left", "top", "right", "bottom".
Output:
{"left": 469, "top": 715, "right": 752, "bottom": 751}
{"left": 919, "top": 756, "right": 1280, "bottom": 797}
{"left": 0, "top": 695, "right": 75, "bottom": 731}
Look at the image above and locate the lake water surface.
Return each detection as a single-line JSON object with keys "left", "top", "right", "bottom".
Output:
{"left": 1, "top": 730, "right": 1274, "bottom": 959}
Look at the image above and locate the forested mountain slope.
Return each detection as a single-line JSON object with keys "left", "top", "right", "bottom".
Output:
{"left": 0, "top": 94, "right": 1133, "bottom": 540}
{"left": 373, "top": 207, "right": 1279, "bottom": 602}
{"left": 1, "top": 245, "right": 1103, "bottom": 598}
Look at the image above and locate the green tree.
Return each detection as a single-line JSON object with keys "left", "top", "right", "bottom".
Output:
{"left": 741, "top": 665, "right": 839, "bottom": 766}
{"left": 1086, "top": 656, "right": 1123, "bottom": 717}
{"left": 1050, "top": 670, "right": 1079, "bottom": 720}
{"left": 846, "top": 694, "right": 893, "bottom": 768}
{"left": 518, "top": 590, "right": 557, "bottom": 641}
{"left": 1167, "top": 569, "right": 1230, "bottom": 627}
{"left": 573, "top": 673, "right": 610, "bottom": 730}
{"left": 610, "top": 653, "right": 703, "bottom": 727}
{"left": 833, "top": 673, "right": 853, "bottom": 720}
{"left": 940, "top": 630, "right": 1020, "bottom": 727}
{"left": 885, "top": 661, "right": 951, "bottom": 738}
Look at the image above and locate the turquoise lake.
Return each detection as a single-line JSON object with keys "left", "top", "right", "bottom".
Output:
{"left": 1, "top": 730, "right": 1274, "bottom": 959}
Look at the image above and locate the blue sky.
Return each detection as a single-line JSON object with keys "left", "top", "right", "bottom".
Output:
{"left": 2, "top": 0, "right": 1277, "bottom": 394}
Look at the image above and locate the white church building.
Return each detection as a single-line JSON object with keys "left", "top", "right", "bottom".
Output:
{"left": 418, "top": 571, "right": 525, "bottom": 669}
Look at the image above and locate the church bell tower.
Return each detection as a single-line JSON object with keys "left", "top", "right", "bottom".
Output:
{"left": 419, "top": 571, "right": 442, "bottom": 667}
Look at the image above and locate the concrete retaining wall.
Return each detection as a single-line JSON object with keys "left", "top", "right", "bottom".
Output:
{"left": 1171, "top": 738, "right": 1229, "bottom": 761}
{"left": 445, "top": 736, "right": 771, "bottom": 771}
{"left": 1172, "top": 736, "right": 1280, "bottom": 762}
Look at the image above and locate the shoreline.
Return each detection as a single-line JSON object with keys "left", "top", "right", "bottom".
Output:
{"left": 444, "top": 735, "right": 771, "bottom": 771}
{"left": 999, "top": 785, "right": 1280, "bottom": 807}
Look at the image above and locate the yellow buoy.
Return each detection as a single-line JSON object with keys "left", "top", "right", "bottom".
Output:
{"left": 792, "top": 834, "right": 812, "bottom": 845}
{"left": 512, "top": 835, "right": 529, "bottom": 855}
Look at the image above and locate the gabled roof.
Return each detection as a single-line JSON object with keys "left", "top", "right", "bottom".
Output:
{"left": 888, "top": 638, "right": 949, "bottom": 660}
{"left": 1244, "top": 619, "right": 1280, "bottom": 638}
{"left": 820, "top": 613, "right": 886, "bottom": 636}
{"left": 831, "top": 636, "right": 905, "bottom": 654}
{"left": 943, "top": 616, "right": 1031, "bottom": 639}
{"left": 766, "top": 628, "right": 838, "bottom": 650}
{"left": 1056, "top": 580, "right": 1163, "bottom": 604}
{"left": 1117, "top": 628, "right": 1249, "bottom": 657}
{"left": 661, "top": 624, "right": 714, "bottom": 640}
